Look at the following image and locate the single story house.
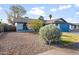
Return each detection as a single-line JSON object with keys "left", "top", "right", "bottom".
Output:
{"left": 14, "top": 17, "right": 79, "bottom": 32}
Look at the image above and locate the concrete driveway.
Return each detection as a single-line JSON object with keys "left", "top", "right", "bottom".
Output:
{"left": 38, "top": 47, "right": 79, "bottom": 55}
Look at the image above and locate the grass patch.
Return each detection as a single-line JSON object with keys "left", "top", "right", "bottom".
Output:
{"left": 60, "top": 40, "right": 73, "bottom": 44}
{"left": 61, "top": 33, "right": 79, "bottom": 44}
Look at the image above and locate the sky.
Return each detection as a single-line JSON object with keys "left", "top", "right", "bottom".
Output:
{"left": 0, "top": 4, "right": 79, "bottom": 23}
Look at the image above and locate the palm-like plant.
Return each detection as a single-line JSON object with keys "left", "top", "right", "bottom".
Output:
{"left": 49, "top": 14, "right": 52, "bottom": 20}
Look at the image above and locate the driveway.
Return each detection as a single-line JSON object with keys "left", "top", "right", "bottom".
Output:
{"left": 0, "top": 32, "right": 54, "bottom": 55}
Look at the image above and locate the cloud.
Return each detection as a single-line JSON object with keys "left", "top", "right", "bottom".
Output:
{"left": 66, "top": 18, "right": 79, "bottom": 23}
{"left": 50, "top": 5, "right": 72, "bottom": 12}
{"left": 76, "top": 12, "right": 79, "bottom": 15}
{"left": 75, "top": 4, "right": 79, "bottom": 7}
{"left": 39, "top": 7, "right": 45, "bottom": 9}
{"left": 58, "top": 5, "right": 72, "bottom": 10}
{"left": 0, "top": 6, "right": 3, "bottom": 10}
{"left": 29, "top": 7, "right": 45, "bottom": 16}
{"left": 50, "top": 8, "right": 57, "bottom": 12}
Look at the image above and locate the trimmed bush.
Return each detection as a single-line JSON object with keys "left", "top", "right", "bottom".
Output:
{"left": 39, "top": 24, "right": 62, "bottom": 45}
{"left": 27, "top": 19, "right": 44, "bottom": 32}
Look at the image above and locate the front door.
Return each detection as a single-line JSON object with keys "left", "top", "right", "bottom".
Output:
{"left": 23, "top": 23, "right": 28, "bottom": 30}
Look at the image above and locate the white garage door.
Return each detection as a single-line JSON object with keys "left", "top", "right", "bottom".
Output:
{"left": 15, "top": 23, "right": 23, "bottom": 30}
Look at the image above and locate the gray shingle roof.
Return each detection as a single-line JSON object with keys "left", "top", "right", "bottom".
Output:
{"left": 13, "top": 17, "right": 32, "bottom": 23}
{"left": 70, "top": 23, "right": 79, "bottom": 25}
{"left": 45, "top": 18, "right": 67, "bottom": 24}
{"left": 45, "top": 20, "right": 55, "bottom": 24}
{"left": 54, "top": 18, "right": 67, "bottom": 23}
{"left": 14, "top": 17, "right": 67, "bottom": 24}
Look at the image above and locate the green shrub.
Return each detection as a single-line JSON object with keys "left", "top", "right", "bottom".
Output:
{"left": 39, "top": 24, "right": 62, "bottom": 45}
{"left": 27, "top": 19, "right": 44, "bottom": 32}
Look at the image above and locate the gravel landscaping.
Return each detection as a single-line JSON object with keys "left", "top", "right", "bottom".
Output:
{"left": 0, "top": 32, "right": 54, "bottom": 55}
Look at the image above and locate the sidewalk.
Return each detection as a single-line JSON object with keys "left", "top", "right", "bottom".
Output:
{"left": 38, "top": 47, "right": 79, "bottom": 55}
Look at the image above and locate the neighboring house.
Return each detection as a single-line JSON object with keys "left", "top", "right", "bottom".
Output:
{"left": 69, "top": 23, "right": 79, "bottom": 32}
{"left": 14, "top": 17, "right": 79, "bottom": 32}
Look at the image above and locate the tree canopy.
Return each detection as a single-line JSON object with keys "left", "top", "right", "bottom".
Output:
{"left": 10, "top": 5, "right": 26, "bottom": 18}
{"left": 38, "top": 16, "right": 44, "bottom": 21}
{"left": 27, "top": 19, "right": 44, "bottom": 32}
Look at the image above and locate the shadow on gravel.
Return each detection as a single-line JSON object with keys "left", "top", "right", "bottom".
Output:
{"left": 0, "top": 32, "right": 8, "bottom": 40}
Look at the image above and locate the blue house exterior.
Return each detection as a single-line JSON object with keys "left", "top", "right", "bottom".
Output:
{"left": 59, "top": 23, "right": 69, "bottom": 32}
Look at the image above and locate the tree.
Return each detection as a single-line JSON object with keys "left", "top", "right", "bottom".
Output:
{"left": 10, "top": 5, "right": 26, "bottom": 18}
{"left": 49, "top": 14, "right": 52, "bottom": 20}
{"left": 8, "top": 15, "right": 14, "bottom": 25}
{"left": 5, "top": 11, "right": 14, "bottom": 25}
{"left": 38, "top": 16, "right": 44, "bottom": 21}
{"left": 27, "top": 19, "right": 44, "bottom": 32}
{"left": 5, "top": 5, "right": 26, "bottom": 25}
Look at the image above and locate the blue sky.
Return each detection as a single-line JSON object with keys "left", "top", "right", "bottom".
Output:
{"left": 0, "top": 4, "right": 79, "bottom": 23}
